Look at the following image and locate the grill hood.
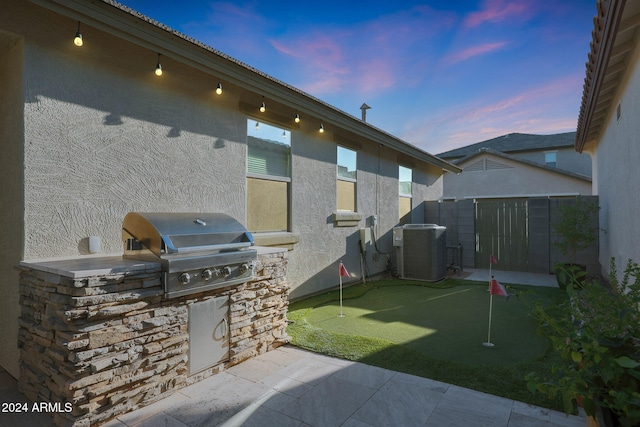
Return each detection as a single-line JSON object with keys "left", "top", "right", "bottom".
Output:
{"left": 122, "top": 212, "right": 257, "bottom": 298}
{"left": 122, "top": 212, "right": 254, "bottom": 257}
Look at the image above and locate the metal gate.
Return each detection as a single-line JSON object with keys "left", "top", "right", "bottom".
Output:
{"left": 475, "top": 199, "right": 528, "bottom": 271}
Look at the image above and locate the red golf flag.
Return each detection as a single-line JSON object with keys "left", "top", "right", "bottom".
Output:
{"left": 490, "top": 278, "right": 508, "bottom": 296}
{"left": 339, "top": 262, "right": 349, "bottom": 277}
{"left": 490, "top": 254, "right": 498, "bottom": 265}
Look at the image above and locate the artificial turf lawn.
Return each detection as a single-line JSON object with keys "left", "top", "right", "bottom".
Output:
{"left": 287, "top": 278, "right": 567, "bottom": 411}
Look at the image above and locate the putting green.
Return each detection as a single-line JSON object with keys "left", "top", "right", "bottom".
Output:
{"left": 305, "top": 284, "right": 547, "bottom": 366}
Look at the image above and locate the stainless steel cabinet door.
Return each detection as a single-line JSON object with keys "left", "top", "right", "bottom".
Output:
{"left": 188, "top": 296, "right": 230, "bottom": 374}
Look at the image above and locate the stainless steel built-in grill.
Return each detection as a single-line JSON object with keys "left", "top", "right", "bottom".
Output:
{"left": 122, "top": 212, "right": 257, "bottom": 298}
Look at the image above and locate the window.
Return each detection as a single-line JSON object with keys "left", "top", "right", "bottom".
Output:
{"left": 247, "top": 119, "right": 291, "bottom": 232}
{"left": 399, "top": 165, "right": 412, "bottom": 224}
{"left": 545, "top": 152, "right": 557, "bottom": 168}
{"left": 337, "top": 146, "right": 357, "bottom": 212}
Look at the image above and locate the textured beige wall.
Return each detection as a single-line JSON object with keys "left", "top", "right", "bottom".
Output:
{"left": 21, "top": 31, "right": 247, "bottom": 259}
{"left": 286, "top": 140, "right": 442, "bottom": 298}
{"left": 516, "top": 146, "right": 592, "bottom": 178}
{"left": 590, "top": 40, "right": 640, "bottom": 279}
{"left": 443, "top": 153, "right": 592, "bottom": 199}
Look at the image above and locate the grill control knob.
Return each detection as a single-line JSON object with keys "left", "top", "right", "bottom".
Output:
{"left": 178, "top": 272, "right": 191, "bottom": 285}
{"left": 201, "top": 269, "right": 213, "bottom": 280}
{"left": 239, "top": 263, "right": 249, "bottom": 274}
{"left": 221, "top": 266, "right": 232, "bottom": 277}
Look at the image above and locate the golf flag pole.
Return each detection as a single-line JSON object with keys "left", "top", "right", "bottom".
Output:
{"left": 484, "top": 293, "right": 495, "bottom": 347}
{"left": 338, "top": 261, "right": 349, "bottom": 318}
{"left": 490, "top": 253, "right": 497, "bottom": 276}
{"left": 483, "top": 277, "right": 508, "bottom": 347}
{"left": 488, "top": 253, "right": 497, "bottom": 291}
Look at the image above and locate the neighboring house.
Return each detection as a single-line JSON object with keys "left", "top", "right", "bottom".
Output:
{"left": 425, "top": 133, "right": 596, "bottom": 275}
{"left": 575, "top": 0, "right": 640, "bottom": 280}
{"left": 437, "top": 132, "right": 592, "bottom": 200}
{"left": 0, "top": 0, "right": 459, "bottom": 377}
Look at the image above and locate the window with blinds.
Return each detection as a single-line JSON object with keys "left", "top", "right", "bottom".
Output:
{"left": 337, "top": 146, "right": 357, "bottom": 212}
{"left": 246, "top": 120, "right": 291, "bottom": 232}
{"left": 399, "top": 165, "right": 412, "bottom": 224}
{"left": 247, "top": 121, "right": 291, "bottom": 178}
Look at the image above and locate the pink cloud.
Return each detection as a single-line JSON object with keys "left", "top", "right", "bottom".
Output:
{"left": 464, "top": 0, "right": 534, "bottom": 28}
{"left": 269, "top": 33, "right": 399, "bottom": 95}
{"left": 191, "top": 2, "right": 273, "bottom": 59}
{"left": 430, "top": 116, "right": 578, "bottom": 154}
{"left": 270, "top": 37, "right": 347, "bottom": 73}
{"left": 401, "top": 74, "right": 582, "bottom": 154}
{"left": 266, "top": 5, "right": 455, "bottom": 97}
{"left": 209, "top": 2, "right": 262, "bottom": 22}
{"left": 443, "top": 41, "right": 508, "bottom": 66}
{"left": 354, "top": 59, "right": 396, "bottom": 93}
{"left": 270, "top": 35, "right": 352, "bottom": 93}
{"left": 463, "top": 74, "right": 582, "bottom": 121}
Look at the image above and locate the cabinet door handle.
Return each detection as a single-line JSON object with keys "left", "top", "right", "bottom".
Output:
{"left": 222, "top": 317, "right": 228, "bottom": 338}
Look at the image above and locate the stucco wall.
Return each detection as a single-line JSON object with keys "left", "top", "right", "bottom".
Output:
{"left": 0, "top": 2, "right": 445, "bottom": 373}
{"left": 22, "top": 26, "right": 247, "bottom": 259}
{"left": 443, "top": 153, "right": 592, "bottom": 199}
{"left": 516, "top": 147, "right": 592, "bottom": 177}
{"left": 590, "top": 39, "right": 640, "bottom": 279}
{"left": 287, "top": 136, "right": 442, "bottom": 298}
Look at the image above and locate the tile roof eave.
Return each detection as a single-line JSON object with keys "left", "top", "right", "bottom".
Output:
{"left": 575, "top": 0, "right": 628, "bottom": 153}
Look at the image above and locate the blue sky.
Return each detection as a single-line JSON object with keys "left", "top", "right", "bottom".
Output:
{"left": 118, "top": 0, "right": 596, "bottom": 154}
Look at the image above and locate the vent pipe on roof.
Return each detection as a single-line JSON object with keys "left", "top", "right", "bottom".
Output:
{"left": 360, "top": 103, "right": 371, "bottom": 122}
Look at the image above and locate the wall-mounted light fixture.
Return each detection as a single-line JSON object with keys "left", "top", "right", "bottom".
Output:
{"left": 73, "top": 22, "right": 83, "bottom": 47}
{"left": 216, "top": 79, "right": 223, "bottom": 95}
{"left": 259, "top": 96, "right": 266, "bottom": 113}
{"left": 294, "top": 113, "right": 301, "bottom": 123}
{"left": 319, "top": 121, "right": 325, "bottom": 133}
{"left": 155, "top": 53, "right": 163, "bottom": 76}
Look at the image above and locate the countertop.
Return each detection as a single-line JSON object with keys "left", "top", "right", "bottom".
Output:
{"left": 19, "top": 246, "right": 286, "bottom": 279}
{"left": 19, "top": 255, "right": 160, "bottom": 279}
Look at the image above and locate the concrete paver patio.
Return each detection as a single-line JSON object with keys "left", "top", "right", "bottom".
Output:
{"left": 100, "top": 345, "right": 584, "bottom": 427}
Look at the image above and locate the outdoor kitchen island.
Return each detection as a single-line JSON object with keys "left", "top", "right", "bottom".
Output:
{"left": 17, "top": 246, "right": 289, "bottom": 427}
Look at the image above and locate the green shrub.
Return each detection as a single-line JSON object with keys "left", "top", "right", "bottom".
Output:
{"left": 552, "top": 197, "right": 599, "bottom": 265}
{"left": 527, "top": 258, "right": 640, "bottom": 425}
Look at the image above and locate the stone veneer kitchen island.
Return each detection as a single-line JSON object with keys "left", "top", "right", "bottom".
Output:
{"left": 17, "top": 247, "right": 289, "bottom": 426}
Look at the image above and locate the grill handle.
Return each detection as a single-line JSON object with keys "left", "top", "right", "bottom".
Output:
{"left": 172, "top": 241, "right": 253, "bottom": 254}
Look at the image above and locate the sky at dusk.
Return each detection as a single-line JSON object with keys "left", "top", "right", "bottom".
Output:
{"left": 117, "top": 0, "right": 596, "bottom": 155}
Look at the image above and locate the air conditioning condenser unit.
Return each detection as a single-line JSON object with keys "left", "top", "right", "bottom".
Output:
{"left": 393, "top": 224, "right": 447, "bottom": 281}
